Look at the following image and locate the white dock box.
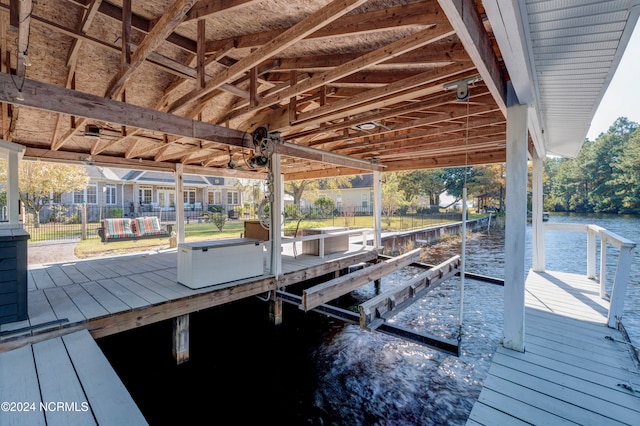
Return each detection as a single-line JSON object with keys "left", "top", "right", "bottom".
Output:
{"left": 177, "top": 238, "right": 264, "bottom": 289}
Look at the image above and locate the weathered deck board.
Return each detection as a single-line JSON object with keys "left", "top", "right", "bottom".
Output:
{"left": 125, "top": 272, "right": 186, "bottom": 300}
{"left": 62, "top": 330, "right": 148, "bottom": 425}
{"left": 27, "top": 290, "right": 58, "bottom": 326}
{"left": 63, "top": 284, "right": 110, "bottom": 319}
{"left": 0, "top": 345, "right": 46, "bottom": 425}
{"left": 33, "top": 337, "right": 96, "bottom": 425}
{"left": 43, "top": 265, "right": 74, "bottom": 286}
{"left": 43, "top": 287, "right": 86, "bottom": 323}
{"left": 0, "top": 330, "right": 147, "bottom": 425}
{"left": 57, "top": 263, "right": 92, "bottom": 284}
{"left": 111, "top": 276, "right": 168, "bottom": 305}
{"left": 467, "top": 270, "right": 640, "bottom": 425}
{"left": 73, "top": 261, "right": 109, "bottom": 281}
{"left": 97, "top": 278, "right": 150, "bottom": 310}
{"left": 80, "top": 282, "right": 131, "bottom": 314}
{"left": 29, "top": 267, "right": 56, "bottom": 289}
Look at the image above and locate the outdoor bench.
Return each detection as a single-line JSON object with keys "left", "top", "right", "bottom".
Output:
{"left": 97, "top": 217, "right": 173, "bottom": 243}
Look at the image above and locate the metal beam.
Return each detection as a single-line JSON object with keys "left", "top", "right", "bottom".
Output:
{"left": 276, "top": 290, "right": 459, "bottom": 356}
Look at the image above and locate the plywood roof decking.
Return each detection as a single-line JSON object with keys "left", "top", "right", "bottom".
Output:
{"left": 0, "top": 0, "right": 509, "bottom": 179}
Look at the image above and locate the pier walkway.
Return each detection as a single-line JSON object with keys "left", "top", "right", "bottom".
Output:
{"left": 467, "top": 270, "right": 640, "bottom": 425}
{"left": 0, "top": 241, "right": 377, "bottom": 350}
{"left": 0, "top": 329, "right": 146, "bottom": 425}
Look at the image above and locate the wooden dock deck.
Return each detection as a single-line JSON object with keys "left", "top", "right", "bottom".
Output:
{"left": 0, "top": 329, "right": 147, "bottom": 425}
{"left": 467, "top": 270, "right": 640, "bottom": 425}
{"left": 0, "top": 241, "right": 377, "bottom": 351}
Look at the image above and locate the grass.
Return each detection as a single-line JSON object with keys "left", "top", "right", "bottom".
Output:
{"left": 71, "top": 213, "right": 480, "bottom": 259}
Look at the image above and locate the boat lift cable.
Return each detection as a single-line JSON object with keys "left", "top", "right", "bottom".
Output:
{"left": 457, "top": 86, "right": 471, "bottom": 343}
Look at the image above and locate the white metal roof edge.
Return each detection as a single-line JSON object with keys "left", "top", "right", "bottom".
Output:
{"left": 485, "top": 0, "right": 640, "bottom": 159}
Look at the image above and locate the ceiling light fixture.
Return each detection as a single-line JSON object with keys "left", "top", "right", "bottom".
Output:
{"left": 84, "top": 125, "right": 101, "bottom": 137}
{"left": 22, "top": 52, "right": 32, "bottom": 67}
{"left": 356, "top": 122, "right": 377, "bottom": 131}
{"left": 15, "top": 90, "right": 24, "bottom": 101}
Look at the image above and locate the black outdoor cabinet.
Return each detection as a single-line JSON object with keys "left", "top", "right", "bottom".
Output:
{"left": 0, "top": 228, "right": 30, "bottom": 324}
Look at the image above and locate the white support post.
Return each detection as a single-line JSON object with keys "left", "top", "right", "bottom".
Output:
{"left": 600, "top": 239, "right": 608, "bottom": 298}
{"left": 587, "top": 228, "right": 596, "bottom": 279}
{"left": 372, "top": 171, "right": 382, "bottom": 250}
{"left": 7, "top": 150, "right": 20, "bottom": 225}
{"left": 133, "top": 183, "right": 139, "bottom": 215}
{"left": 503, "top": 87, "right": 528, "bottom": 353}
{"left": 270, "top": 153, "right": 283, "bottom": 279}
{"left": 607, "top": 246, "right": 634, "bottom": 328}
{"left": 175, "top": 164, "right": 185, "bottom": 244}
{"left": 531, "top": 151, "right": 545, "bottom": 272}
{"left": 0, "top": 140, "right": 25, "bottom": 229}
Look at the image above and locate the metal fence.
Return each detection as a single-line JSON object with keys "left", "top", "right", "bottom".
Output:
{"left": 14, "top": 201, "right": 465, "bottom": 243}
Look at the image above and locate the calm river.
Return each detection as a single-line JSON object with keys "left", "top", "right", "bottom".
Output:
{"left": 97, "top": 213, "right": 640, "bottom": 425}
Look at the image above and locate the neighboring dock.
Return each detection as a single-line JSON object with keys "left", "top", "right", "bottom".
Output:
{"left": 467, "top": 270, "right": 640, "bottom": 425}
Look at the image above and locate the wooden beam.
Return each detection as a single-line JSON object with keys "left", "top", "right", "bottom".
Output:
{"left": 300, "top": 248, "right": 422, "bottom": 311}
{"left": 167, "top": 0, "right": 369, "bottom": 113}
{"left": 292, "top": 63, "right": 475, "bottom": 127}
{"left": 185, "top": 0, "right": 256, "bottom": 21}
{"left": 359, "top": 256, "right": 461, "bottom": 330}
{"left": 283, "top": 166, "right": 372, "bottom": 181}
{"left": 121, "top": 0, "right": 131, "bottom": 67}
{"left": 437, "top": 0, "right": 507, "bottom": 115}
{"left": 274, "top": 143, "right": 383, "bottom": 172}
{"left": 381, "top": 150, "right": 507, "bottom": 171}
{"left": 96, "top": 0, "right": 196, "bottom": 53}
{"left": 66, "top": 0, "right": 103, "bottom": 71}
{"left": 105, "top": 0, "right": 197, "bottom": 99}
{"left": 92, "top": 132, "right": 141, "bottom": 155}
{"left": 23, "top": 147, "right": 177, "bottom": 171}
{"left": 197, "top": 19, "right": 206, "bottom": 89}
{"left": 225, "top": 23, "right": 456, "bottom": 124}
{"left": 0, "top": 73, "right": 248, "bottom": 145}
{"left": 172, "top": 314, "right": 189, "bottom": 365}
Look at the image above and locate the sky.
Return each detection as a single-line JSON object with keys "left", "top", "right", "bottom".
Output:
{"left": 586, "top": 22, "right": 640, "bottom": 140}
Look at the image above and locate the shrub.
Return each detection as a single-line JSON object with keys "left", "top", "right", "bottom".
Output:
{"left": 206, "top": 212, "right": 226, "bottom": 231}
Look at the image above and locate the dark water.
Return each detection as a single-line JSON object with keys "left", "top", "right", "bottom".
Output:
{"left": 97, "top": 213, "right": 640, "bottom": 425}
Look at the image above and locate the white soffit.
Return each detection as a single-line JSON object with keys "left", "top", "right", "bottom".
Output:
{"left": 486, "top": 0, "right": 640, "bottom": 158}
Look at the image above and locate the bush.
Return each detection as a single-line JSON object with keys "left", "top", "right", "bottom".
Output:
{"left": 208, "top": 204, "right": 223, "bottom": 213}
{"left": 206, "top": 212, "right": 226, "bottom": 231}
{"left": 111, "top": 208, "right": 123, "bottom": 218}
{"left": 314, "top": 197, "right": 335, "bottom": 217}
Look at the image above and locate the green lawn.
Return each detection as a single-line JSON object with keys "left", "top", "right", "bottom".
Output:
{"left": 72, "top": 213, "right": 478, "bottom": 259}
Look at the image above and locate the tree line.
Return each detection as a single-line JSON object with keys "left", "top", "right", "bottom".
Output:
{"left": 543, "top": 117, "right": 640, "bottom": 214}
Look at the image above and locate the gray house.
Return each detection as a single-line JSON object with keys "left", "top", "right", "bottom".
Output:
{"left": 50, "top": 166, "right": 245, "bottom": 222}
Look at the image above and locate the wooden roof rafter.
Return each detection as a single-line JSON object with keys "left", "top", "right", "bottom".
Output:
{"left": 167, "top": 0, "right": 370, "bottom": 114}
{"left": 221, "top": 23, "right": 457, "bottom": 129}
{"left": 105, "top": 0, "right": 197, "bottom": 100}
